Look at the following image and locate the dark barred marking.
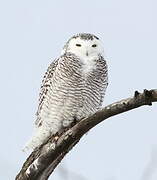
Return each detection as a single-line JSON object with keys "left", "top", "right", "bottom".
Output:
{"left": 36, "top": 52, "right": 108, "bottom": 128}
{"left": 72, "top": 33, "right": 99, "bottom": 40}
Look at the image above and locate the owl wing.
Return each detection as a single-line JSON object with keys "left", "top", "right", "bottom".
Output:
{"left": 97, "top": 56, "right": 108, "bottom": 106}
{"left": 35, "top": 59, "right": 59, "bottom": 127}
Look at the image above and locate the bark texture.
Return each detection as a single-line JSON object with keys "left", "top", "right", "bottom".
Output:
{"left": 16, "top": 89, "right": 157, "bottom": 180}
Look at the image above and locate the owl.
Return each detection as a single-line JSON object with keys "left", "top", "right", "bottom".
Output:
{"left": 24, "top": 33, "right": 108, "bottom": 151}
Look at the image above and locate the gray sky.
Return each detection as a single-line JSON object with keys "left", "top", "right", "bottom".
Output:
{"left": 0, "top": 0, "right": 157, "bottom": 179}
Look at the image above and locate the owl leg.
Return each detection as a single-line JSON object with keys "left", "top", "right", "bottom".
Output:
{"left": 62, "top": 119, "right": 73, "bottom": 127}
{"left": 62, "top": 112, "right": 78, "bottom": 128}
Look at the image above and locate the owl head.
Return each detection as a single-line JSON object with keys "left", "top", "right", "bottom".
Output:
{"left": 62, "top": 33, "right": 104, "bottom": 59}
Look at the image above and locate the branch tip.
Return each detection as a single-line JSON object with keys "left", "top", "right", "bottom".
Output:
{"left": 144, "top": 89, "right": 153, "bottom": 105}
{"left": 134, "top": 90, "right": 140, "bottom": 98}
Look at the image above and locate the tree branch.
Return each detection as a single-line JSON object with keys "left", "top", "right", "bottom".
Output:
{"left": 16, "top": 89, "right": 157, "bottom": 180}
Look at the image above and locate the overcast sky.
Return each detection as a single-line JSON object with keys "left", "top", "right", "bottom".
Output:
{"left": 0, "top": 0, "right": 157, "bottom": 180}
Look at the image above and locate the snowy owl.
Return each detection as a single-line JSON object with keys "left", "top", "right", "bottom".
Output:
{"left": 24, "top": 33, "right": 108, "bottom": 151}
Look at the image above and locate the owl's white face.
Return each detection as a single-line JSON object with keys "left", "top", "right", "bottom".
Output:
{"left": 65, "top": 36, "right": 104, "bottom": 59}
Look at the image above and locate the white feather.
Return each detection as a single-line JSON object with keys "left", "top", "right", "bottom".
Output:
{"left": 23, "top": 33, "right": 108, "bottom": 152}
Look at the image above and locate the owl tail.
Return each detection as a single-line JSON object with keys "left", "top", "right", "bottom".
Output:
{"left": 22, "top": 126, "right": 51, "bottom": 152}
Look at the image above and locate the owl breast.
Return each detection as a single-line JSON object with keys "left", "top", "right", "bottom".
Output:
{"left": 76, "top": 56, "right": 107, "bottom": 120}
{"left": 39, "top": 53, "right": 108, "bottom": 130}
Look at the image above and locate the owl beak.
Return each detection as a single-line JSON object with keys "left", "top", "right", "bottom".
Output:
{"left": 86, "top": 51, "right": 89, "bottom": 56}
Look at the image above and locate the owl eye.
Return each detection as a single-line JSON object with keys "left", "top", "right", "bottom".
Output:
{"left": 76, "top": 44, "right": 81, "bottom": 47}
{"left": 92, "top": 44, "right": 97, "bottom": 47}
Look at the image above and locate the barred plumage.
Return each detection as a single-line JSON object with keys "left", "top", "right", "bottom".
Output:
{"left": 24, "top": 33, "right": 108, "bottom": 151}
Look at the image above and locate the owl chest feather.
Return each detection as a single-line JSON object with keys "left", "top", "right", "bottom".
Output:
{"left": 39, "top": 54, "right": 106, "bottom": 123}
{"left": 80, "top": 56, "right": 97, "bottom": 76}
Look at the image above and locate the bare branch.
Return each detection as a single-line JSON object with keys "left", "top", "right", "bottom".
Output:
{"left": 16, "top": 89, "right": 157, "bottom": 180}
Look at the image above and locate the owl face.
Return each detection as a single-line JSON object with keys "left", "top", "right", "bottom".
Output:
{"left": 63, "top": 33, "right": 104, "bottom": 59}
